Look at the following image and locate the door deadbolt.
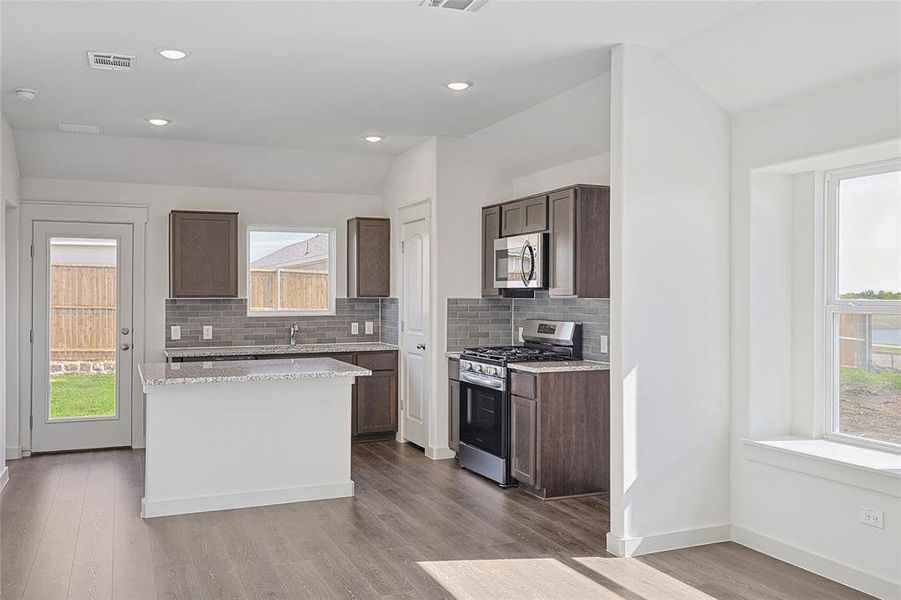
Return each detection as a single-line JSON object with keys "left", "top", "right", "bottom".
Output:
{"left": 121, "top": 327, "right": 130, "bottom": 335}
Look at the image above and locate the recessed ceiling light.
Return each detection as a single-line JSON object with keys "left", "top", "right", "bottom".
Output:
{"left": 364, "top": 135, "right": 384, "bottom": 143}
{"left": 146, "top": 117, "right": 171, "bottom": 126}
{"left": 157, "top": 48, "right": 188, "bottom": 61}
{"left": 445, "top": 81, "right": 473, "bottom": 92}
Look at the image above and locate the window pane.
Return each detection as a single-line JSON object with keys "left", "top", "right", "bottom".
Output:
{"left": 249, "top": 230, "right": 330, "bottom": 311}
{"left": 49, "top": 237, "right": 117, "bottom": 419}
{"left": 836, "top": 313, "right": 901, "bottom": 445}
{"left": 837, "top": 170, "right": 901, "bottom": 299}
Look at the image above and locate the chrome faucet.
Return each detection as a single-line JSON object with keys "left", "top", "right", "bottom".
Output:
{"left": 289, "top": 323, "right": 299, "bottom": 346}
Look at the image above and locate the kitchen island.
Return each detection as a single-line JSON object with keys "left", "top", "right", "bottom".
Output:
{"left": 138, "top": 357, "right": 371, "bottom": 518}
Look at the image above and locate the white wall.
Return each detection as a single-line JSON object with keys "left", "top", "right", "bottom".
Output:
{"left": 607, "top": 44, "right": 731, "bottom": 556}
{"left": 15, "top": 178, "right": 382, "bottom": 452}
{"left": 511, "top": 153, "right": 610, "bottom": 197}
{"left": 1, "top": 111, "right": 20, "bottom": 480}
{"left": 730, "top": 67, "right": 901, "bottom": 597}
{"left": 14, "top": 130, "right": 393, "bottom": 195}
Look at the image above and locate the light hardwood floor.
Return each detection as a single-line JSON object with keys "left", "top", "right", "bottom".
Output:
{"left": 1, "top": 441, "right": 871, "bottom": 599}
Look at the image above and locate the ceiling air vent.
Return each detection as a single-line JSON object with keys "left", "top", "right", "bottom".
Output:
{"left": 87, "top": 52, "right": 134, "bottom": 71}
{"left": 58, "top": 123, "right": 101, "bottom": 135}
{"left": 420, "top": 0, "right": 490, "bottom": 12}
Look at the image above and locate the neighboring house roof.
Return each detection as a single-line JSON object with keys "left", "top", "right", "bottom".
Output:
{"left": 250, "top": 234, "right": 329, "bottom": 270}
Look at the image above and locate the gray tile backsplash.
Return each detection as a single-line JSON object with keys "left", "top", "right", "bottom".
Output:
{"left": 165, "top": 297, "right": 398, "bottom": 348}
{"left": 446, "top": 291, "right": 609, "bottom": 362}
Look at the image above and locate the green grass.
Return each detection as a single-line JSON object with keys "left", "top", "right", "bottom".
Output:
{"left": 840, "top": 367, "right": 901, "bottom": 391}
{"left": 50, "top": 372, "right": 116, "bottom": 418}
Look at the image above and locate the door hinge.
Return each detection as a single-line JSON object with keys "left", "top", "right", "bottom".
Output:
{"left": 30, "top": 329, "right": 34, "bottom": 343}
{"left": 401, "top": 320, "right": 405, "bottom": 332}
{"left": 30, "top": 244, "right": 34, "bottom": 258}
{"left": 401, "top": 241, "right": 405, "bottom": 253}
{"left": 29, "top": 414, "right": 33, "bottom": 429}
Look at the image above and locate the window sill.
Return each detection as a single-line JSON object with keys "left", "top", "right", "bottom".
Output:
{"left": 741, "top": 437, "right": 901, "bottom": 497}
{"left": 247, "top": 310, "right": 336, "bottom": 318}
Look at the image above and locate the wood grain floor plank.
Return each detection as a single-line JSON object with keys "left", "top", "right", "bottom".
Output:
{"left": 1, "top": 442, "right": 875, "bottom": 600}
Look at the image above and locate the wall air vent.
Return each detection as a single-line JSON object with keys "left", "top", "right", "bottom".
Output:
{"left": 87, "top": 52, "right": 134, "bottom": 71}
{"left": 420, "top": 0, "right": 490, "bottom": 12}
{"left": 58, "top": 123, "right": 101, "bottom": 135}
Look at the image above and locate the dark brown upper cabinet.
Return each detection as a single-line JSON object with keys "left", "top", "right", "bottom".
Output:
{"left": 500, "top": 195, "right": 548, "bottom": 236}
{"left": 481, "top": 206, "right": 502, "bottom": 297}
{"left": 548, "top": 185, "right": 610, "bottom": 298}
{"left": 169, "top": 210, "right": 238, "bottom": 298}
{"left": 347, "top": 217, "right": 390, "bottom": 298}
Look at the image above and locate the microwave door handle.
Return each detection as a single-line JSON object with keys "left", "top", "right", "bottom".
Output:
{"left": 526, "top": 242, "right": 536, "bottom": 283}
{"left": 519, "top": 245, "right": 529, "bottom": 285}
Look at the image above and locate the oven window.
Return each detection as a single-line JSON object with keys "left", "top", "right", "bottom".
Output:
{"left": 460, "top": 383, "right": 506, "bottom": 457}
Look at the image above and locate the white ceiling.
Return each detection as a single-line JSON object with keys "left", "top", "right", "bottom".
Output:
{"left": 2, "top": 0, "right": 898, "bottom": 192}
{"left": 1, "top": 0, "right": 752, "bottom": 155}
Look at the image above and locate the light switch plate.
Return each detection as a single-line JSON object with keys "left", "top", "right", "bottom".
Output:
{"left": 351, "top": 322, "right": 359, "bottom": 335}
{"left": 202, "top": 325, "right": 213, "bottom": 340}
{"left": 170, "top": 325, "right": 181, "bottom": 341}
{"left": 600, "top": 335, "right": 608, "bottom": 354}
{"left": 365, "top": 321, "right": 374, "bottom": 335}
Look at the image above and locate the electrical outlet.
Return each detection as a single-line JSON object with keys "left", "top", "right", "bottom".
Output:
{"left": 859, "top": 506, "right": 884, "bottom": 529}
{"left": 202, "top": 325, "right": 213, "bottom": 340}
{"left": 517, "top": 327, "right": 524, "bottom": 343}
{"left": 170, "top": 325, "right": 181, "bottom": 341}
{"left": 351, "top": 322, "right": 359, "bottom": 335}
{"left": 365, "top": 321, "right": 374, "bottom": 335}
{"left": 600, "top": 335, "right": 608, "bottom": 354}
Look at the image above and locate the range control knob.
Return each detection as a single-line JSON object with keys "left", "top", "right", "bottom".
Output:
{"left": 473, "top": 363, "right": 482, "bottom": 373}
{"left": 485, "top": 366, "right": 497, "bottom": 376}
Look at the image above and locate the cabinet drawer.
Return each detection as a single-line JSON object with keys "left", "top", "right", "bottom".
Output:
{"left": 355, "top": 351, "right": 397, "bottom": 371}
{"left": 510, "top": 371, "right": 537, "bottom": 399}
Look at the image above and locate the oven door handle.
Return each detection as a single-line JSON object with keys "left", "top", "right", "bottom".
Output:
{"left": 460, "top": 371, "right": 506, "bottom": 391}
{"left": 519, "top": 241, "right": 535, "bottom": 287}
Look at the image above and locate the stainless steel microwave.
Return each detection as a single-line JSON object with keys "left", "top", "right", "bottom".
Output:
{"left": 493, "top": 233, "right": 546, "bottom": 289}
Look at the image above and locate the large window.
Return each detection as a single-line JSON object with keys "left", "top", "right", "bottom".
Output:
{"left": 826, "top": 160, "right": 901, "bottom": 451}
{"left": 247, "top": 227, "right": 336, "bottom": 316}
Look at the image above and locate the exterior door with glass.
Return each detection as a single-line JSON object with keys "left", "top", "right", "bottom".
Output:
{"left": 31, "top": 221, "right": 134, "bottom": 452}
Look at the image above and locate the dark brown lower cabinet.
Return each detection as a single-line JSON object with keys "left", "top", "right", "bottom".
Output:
{"left": 354, "top": 370, "right": 397, "bottom": 435}
{"left": 510, "top": 395, "right": 537, "bottom": 485}
{"left": 509, "top": 369, "right": 609, "bottom": 499}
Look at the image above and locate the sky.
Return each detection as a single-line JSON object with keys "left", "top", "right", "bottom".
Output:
{"left": 838, "top": 169, "right": 901, "bottom": 295}
{"left": 249, "top": 231, "right": 321, "bottom": 262}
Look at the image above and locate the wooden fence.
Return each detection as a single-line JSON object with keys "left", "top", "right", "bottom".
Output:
{"left": 51, "top": 264, "right": 116, "bottom": 361}
{"left": 250, "top": 269, "right": 329, "bottom": 310}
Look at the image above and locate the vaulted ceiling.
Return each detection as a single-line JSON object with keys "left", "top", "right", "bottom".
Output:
{"left": 2, "top": 1, "right": 898, "bottom": 193}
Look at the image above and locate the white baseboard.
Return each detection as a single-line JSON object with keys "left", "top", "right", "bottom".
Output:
{"left": 606, "top": 523, "right": 731, "bottom": 557}
{"left": 732, "top": 525, "right": 900, "bottom": 600}
{"left": 5, "top": 447, "right": 22, "bottom": 460}
{"left": 0, "top": 467, "right": 9, "bottom": 494}
{"left": 141, "top": 480, "right": 354, "bottom": 518}
{"left": 426, "top": 446, "right": 457, "bottom": 460}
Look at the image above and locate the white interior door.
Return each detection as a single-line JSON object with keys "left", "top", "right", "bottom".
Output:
{"left": 401, "top": 217, "right": 430, "bottom": 448}
{"left": 31, "top": 221, "right": 134, "bottom": 452}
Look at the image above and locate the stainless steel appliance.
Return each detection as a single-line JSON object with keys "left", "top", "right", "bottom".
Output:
{"left": 493, "top": 233, "right": 546, "bottom": 289}
{"left": 457, "top": 319, "right": 582, "bottom": 486}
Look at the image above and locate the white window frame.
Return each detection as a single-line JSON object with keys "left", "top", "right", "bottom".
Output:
{"left": 246, "top": 225, "right": 337, "bottom": 317}
{"left": 824, "top": 158, "right": 901, "bottom": 453}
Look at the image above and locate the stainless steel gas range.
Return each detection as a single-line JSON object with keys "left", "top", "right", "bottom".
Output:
{"left": 457, "top": 319, "right": 582, "bottom": 486}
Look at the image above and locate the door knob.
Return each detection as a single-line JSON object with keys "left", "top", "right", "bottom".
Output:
{"left": 416, "top": 343, "right": 426, "bottom": 350}
{"left": 120, "top": 343, "right": 131, "bottom": 351}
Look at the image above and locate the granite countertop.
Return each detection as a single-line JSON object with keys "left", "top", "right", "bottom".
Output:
{"left": 164, "top": 342, "right": 399, "bottom": 359}
{"left": 508, "top": 360, "right": 610, "bottom": 374}
{"left": 445, "top": 351, "right": 462, "bottom": 359}
{"left": 139, "top": 357, "right": 371, "bottom": 387}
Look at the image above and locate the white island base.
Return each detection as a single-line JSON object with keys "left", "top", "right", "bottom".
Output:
{"left": 140, "top": 358, "right": 368, "bottom": 518}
